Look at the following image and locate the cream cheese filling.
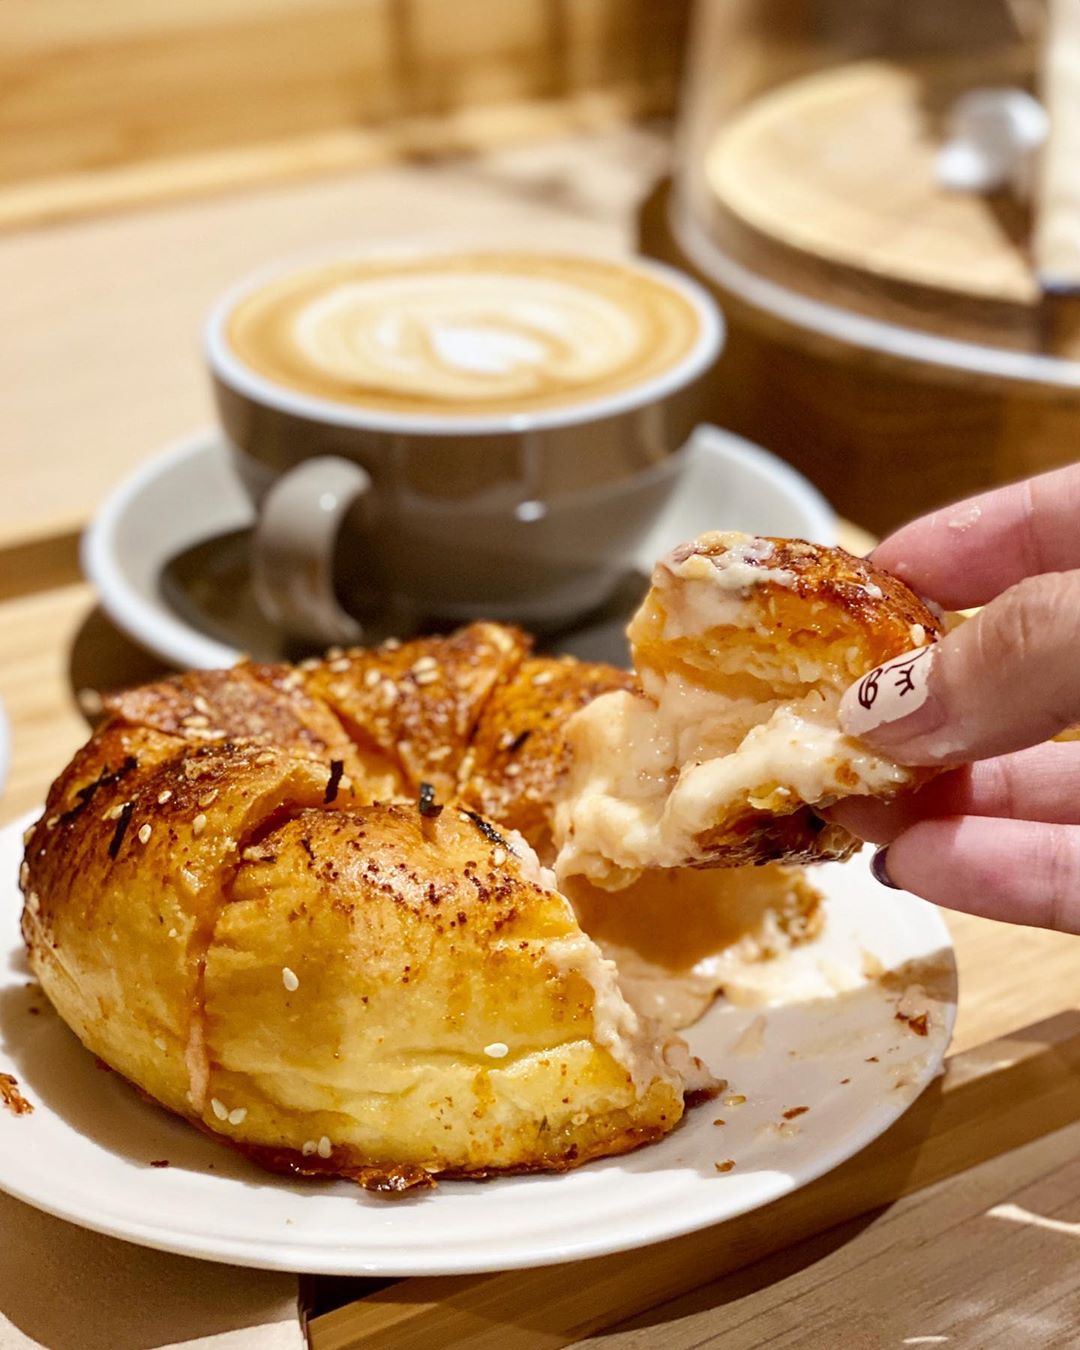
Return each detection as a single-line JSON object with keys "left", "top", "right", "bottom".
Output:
{"left": 553, "top": 682, "right": 907, "bottom": 887}
{"left": 514, "top": 835, "right": 717, "bottom": 1097}
{"left": 540, "top": 926, "right": 716, "bottom": 1098}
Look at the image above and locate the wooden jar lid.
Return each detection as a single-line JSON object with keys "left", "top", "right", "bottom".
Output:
{"left": 702, "top": 57, "right": 1046, "bottom": 351}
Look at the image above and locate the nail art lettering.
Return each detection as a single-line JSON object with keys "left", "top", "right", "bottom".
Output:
{"left": 856, "top": 647, "right": 932, "bottom": 712}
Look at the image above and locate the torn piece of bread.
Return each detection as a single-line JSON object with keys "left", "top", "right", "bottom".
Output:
{"left": 554, "top": 533, "right": 943, "bottom": 888}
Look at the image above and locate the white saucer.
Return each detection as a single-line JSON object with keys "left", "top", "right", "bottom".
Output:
{"left": 83, "top": 426, "right": 836, "bottom": 671}
{"left": 0, "top": 811, "right": 954, "bottom": 1275}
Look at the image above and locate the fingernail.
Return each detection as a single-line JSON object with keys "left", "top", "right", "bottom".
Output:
{"left": 840, "top": 645, "right": 941, "bottom": 744}
{"left": 870, "top": 846, "right": 899, "bottom": 890}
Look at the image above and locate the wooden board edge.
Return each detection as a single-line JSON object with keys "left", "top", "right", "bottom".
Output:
{"left": 306, "top": 1010, "right": 1080, "bottom": 1350}
{"left": 0, "top": 90, "right": 667, "bottom": 236}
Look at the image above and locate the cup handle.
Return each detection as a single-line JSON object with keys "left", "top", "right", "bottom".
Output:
{"left": 250, "top": 455, "right": 372, "bottom": 647}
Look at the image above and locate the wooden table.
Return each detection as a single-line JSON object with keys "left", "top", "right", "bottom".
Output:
{"left": 2, "top": 129, "right": 1079, "bottom": 1348}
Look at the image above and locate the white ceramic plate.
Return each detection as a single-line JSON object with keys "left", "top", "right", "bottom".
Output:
{"left": 82, "top": 426, "right": 836, "bottom": 671}
{"left": 0, "top": 812, "right": 954, "bottom": 1275}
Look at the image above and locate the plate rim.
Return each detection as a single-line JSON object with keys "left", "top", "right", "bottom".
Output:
{"left": 81, "top": 425, "right": 837, "bottom": 674}
{"left": 81, "top": 431, "right": 247, "bottom": 672}
{"left": 0, "top": 809, "right": 955, "bottom": 1275}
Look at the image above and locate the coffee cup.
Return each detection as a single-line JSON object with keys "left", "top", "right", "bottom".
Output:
{"left": 205, "top": 247, "right": 724, "bottom": 644}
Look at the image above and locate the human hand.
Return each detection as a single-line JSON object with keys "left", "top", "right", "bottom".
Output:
{"left": 832, "top": 461, "right": 1080, "bottom": 932}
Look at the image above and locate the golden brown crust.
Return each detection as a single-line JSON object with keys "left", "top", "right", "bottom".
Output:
{"left": 103, "top": 664, "right": 363, "bottom": 769}
{"left": 461, "top": 655, "right": 635, "bottom": 852}
{"left": 302, "top": 623, "right": 530, "bottom": 800}
{"left": 735, "top": 538, "right": 941, "bottom": 646}
{"left": 630, "top": 536, "right": 944, "bottom": 697}
{"left": 23, "top": 723, "right": 359, "bottom": 1123}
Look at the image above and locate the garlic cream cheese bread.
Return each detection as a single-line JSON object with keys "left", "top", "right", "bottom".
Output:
{"left": 20, "top": 535, "right": 932, "bottom": 1190}
{"left": 21, "top": 729, "right": 706, "bottom": 1192}
{"left": 20, "top": 631, "right": 710, "bottom": 1192}
{"left": 554, "top": 534, "right": 943, "bottom": 888}
{"left": 203, "top": 804, "right": 702, "bottom": 1187}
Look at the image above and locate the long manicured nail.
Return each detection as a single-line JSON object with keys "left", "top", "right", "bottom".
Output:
{"left": 840, "top": 645, "right": 940, "bottom": 744}
{"left": 870, "top": 846, "right": 899, "bottom": 890}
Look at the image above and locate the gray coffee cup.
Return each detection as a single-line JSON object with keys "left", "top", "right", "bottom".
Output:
{"left": 205, "top": 249, "right": 724, "bottom": 645}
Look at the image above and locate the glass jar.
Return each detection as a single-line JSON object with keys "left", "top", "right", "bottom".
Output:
{"left": 657, "top": 0, "right": 1078, "bottom": 531}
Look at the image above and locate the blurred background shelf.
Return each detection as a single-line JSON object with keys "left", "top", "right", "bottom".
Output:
{"left": 0, "top": 0, "right": 689, "bottom": 231}
{"left": 7, "top": 0, "right": 1080, "bottom": 548}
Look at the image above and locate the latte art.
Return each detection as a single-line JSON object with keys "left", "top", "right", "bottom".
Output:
{"left": 226, "top": 253, "right": 705, "bottom": 417}
{"left": 294, "top": 275, "right": 643, "bottom": 403}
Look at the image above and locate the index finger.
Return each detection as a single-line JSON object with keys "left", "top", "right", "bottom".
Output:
{"left": 871, "top": 461, "right": 1080, "bottom": 609}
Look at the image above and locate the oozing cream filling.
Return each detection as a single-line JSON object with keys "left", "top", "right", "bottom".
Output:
{"left": 500, "top": 831, "right": 715, "bottom": 1097}
{"left": 554, "top": 682, "right": 910, "bottom": 887}
{"left": 542, "top": 933, "right": 712, "bottom": 1093}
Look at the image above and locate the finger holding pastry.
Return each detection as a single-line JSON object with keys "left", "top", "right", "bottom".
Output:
{"left": 831, "top": 741, "right": 1080, "bottom": 845}
{"left": 839, "top": 570, "right": 1080, "bottom": 765}
{"left": 833, "top": 473, "right": 1080, "bottom": 933}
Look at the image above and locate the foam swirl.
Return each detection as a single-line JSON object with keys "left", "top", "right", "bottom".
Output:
{"left": 225, "top": 253, "right": 703, "bottom": 417}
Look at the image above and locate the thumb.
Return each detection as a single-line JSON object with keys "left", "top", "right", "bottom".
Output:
{"left": 839, "top": 571, "right": 1080, "bottom": 765}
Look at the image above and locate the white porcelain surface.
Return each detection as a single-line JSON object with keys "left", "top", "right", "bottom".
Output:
{"left": 82, "top": 425, "right": 836, "bottom": 671}
{"left": 0, "top": 812, "right": 954, "bottom": 1275}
